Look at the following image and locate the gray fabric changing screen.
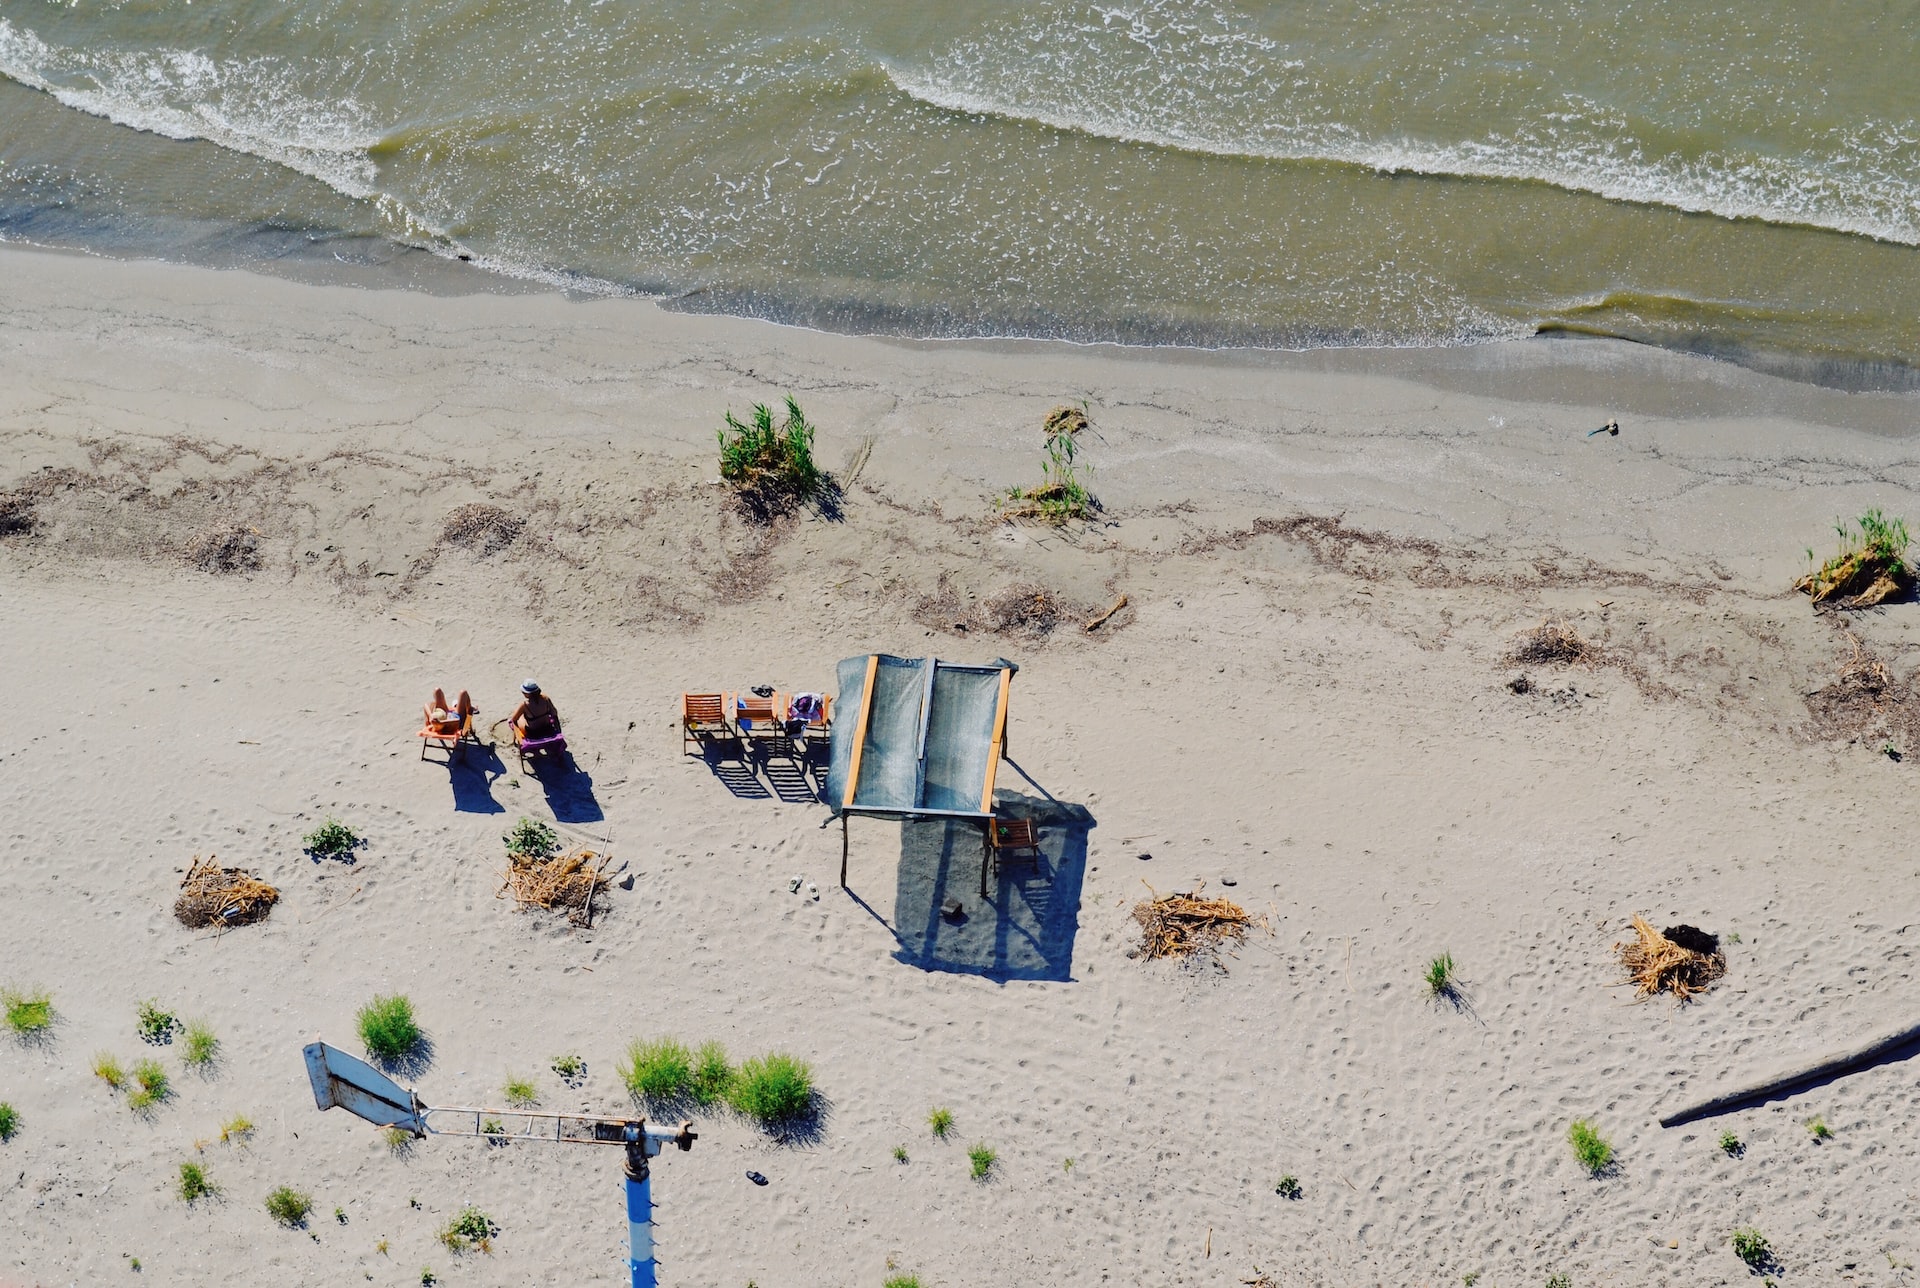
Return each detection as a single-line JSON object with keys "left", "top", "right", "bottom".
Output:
{"left": 827, "top": 654, "right": 1011, "bottom": 818}
{"left": 921, "top": 665, "right": 1003, "bottom": 812}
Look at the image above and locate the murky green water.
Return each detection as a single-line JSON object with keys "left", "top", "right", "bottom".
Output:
{"left": 4, "top": 1, "right": 1918, "bottom": 376}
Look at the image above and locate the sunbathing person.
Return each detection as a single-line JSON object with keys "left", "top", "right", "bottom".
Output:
{"left": 424, "top": 688, "right": 474, "bottom": 734}
{"left": 508, "top": 679, "right": 562, "bottom": 743}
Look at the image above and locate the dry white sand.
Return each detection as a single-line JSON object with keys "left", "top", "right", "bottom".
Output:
{"left": 4, "top": 245, "right": 1920, "bottom": 1287}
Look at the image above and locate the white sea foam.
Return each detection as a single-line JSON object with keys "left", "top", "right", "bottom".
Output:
{"left": 0, "top": 18, "right": 382, "bottom": 200}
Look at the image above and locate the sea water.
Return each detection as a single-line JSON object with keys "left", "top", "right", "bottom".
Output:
{"left": 2, "top": 0, "right": 1917, "bottom": 378}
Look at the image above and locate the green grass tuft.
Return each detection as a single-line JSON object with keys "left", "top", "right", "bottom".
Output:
{"left": 503, "top": 817, "right": 559, "bottom": 859}
{"left": 0, "top": 1101, "right": 19, "bottom": 1142}
{"left": 1718, "top": 1129, "right": 1743, "bottom": 1157}
{"left": 727, "top": 1053, "right": 814, "bottom": 1128}
{"left": 691, "top": 1041, "right": 734, "bottom": 1107}
{"left": 503, "top": 1076, "right": 539, "bottom": 1108}
{"left": 1731, "top": 1226, "right": 1771, "bottom": 1268}
{"left": 356, "top": 995, "right": 421, "bottom": 1064}
{"left": 1003, "top": 405, "right": 1097, "bottom": 523}
{"left": 928, "top": 1106, "right": 954, "bottom": 1139}
{"left": 968, "top": 1142, "right": 997, "bottom": 1180}
{"left": 1424, "top": 952, "right": 1457, "bottom": 998}
{"left": 3, "top": 986, "right": 53, "bottom": 1036}
{"left": 1545, "top": 1275, "right": 1571, "bottom": 1288}
{"left": 382, "top": 1126, "right": 415, "bottom": 1155}
{"left": 178, "top": 1161, "right": 217, "bottom": 1203}
{"left": 1568, "top": 1119, "right": 1613, "bottom": 1175}
{"left": 893, "top": 1144, "right": 908, "bottom": 1163}
{"left": 1806, "top": 1114, "right": 1832, "bottom": 1141}
{"left": 265, "top": 1185, "right": 313, "bottom": 1228}
{"left": 1275, "top": 1174, "right": 1302, "bottom": 1199}
{"left": 619, "top": 1037, "right": 693, "bottom": 1103}
{"left": 220, "top": 1115, "right": 254, "bottom": 1145}
{"left": 1797, "top": 508, "right": 1913, "bottom": 605}
{"left": 718, "top": 396, "right": 823, "bottom": 505}
{"left": 94, "top": 1052, "right": 127, "bottom": 1090}
{"left": 181, "top": 1020, "right": 219, "bottom": 1068}
{"left": 551, "top": 1052, "right": 585, "bottom": 1080}
{"left": 438, "top": 1206, "right": 497, "bottom": 1254}
{"left": 883, "top": 1275, "right": 923, "bottom": 1288}
{"left": 128, "top": 1059, "right": 170, "bottom": 1112}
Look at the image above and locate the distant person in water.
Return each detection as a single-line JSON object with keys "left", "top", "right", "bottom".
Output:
{"left": 509, "top": 679, "right": 562, "bottom": 742}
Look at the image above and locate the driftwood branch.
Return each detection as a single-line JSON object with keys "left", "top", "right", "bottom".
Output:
{"left": 1659, "top": 1020, "right": 1920, "bottom": 1126}
{"left": 1084, "top": 594, "right": 1128, "bottom": 633}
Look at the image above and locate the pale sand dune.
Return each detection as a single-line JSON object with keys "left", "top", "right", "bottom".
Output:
{"left": 3, "top": 245, "right": 1920, "bottom": 1286}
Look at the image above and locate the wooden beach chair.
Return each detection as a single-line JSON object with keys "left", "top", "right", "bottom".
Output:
{"left": 681, "top": 692, "right": 732, "bottom": 755}
{"left": 985, "top": 816, "right": 1043, "bottom": 879}
{"left": 734, "top": 691, "right": 794, "bottom": 758}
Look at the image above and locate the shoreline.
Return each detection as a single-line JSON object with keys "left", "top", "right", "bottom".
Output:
{"left": 5, "top": 244, "right": 1920, "bottom": 1286}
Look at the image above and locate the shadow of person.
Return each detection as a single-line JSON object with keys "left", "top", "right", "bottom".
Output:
{"left": 532, "top": 751, "right": 603, "bottom": 823}
{"left": 447, "top": 743, "right": 507, "bottom": 814}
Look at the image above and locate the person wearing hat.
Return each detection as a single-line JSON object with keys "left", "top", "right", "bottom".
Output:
{"left": 507, "top": 679, "right": 562, "bottom": 744}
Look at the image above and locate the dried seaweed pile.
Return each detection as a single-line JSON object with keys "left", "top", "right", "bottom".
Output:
{"left": 1615, "top": 915, "right": 1726, "bottom": 1001}
{"left": 984, "top": 583, "right": 1067, "bottom": 637}
{"left": 1131, "top": 887, "right": 1260, "bottom": 963}
{"left": 174, "top": 855, "right": 279, "bottom": 928}
{"left": 182, "top": 523, "right": 264, "bottom": 573}
{"left": 502, "top": 847, "right": 610, "bottom": 926}
{"left": 442, "top": 503, "right": 525, "bottom": 555}
{"left": 1506, "top": 619, "right": 1597, "bottom": 667}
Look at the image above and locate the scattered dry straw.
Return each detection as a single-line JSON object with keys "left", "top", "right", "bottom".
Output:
{"left": 501, "top": 847, "right": 610, "bottom": 927}
{"left": 1506, "top": 619, "right": 1597, "bottom": 667}
{"left": 442, "top": 503, "right": 524, "bottom": 555}
{"left": 1131, "top": 885, "right": 1263, "bottom": 964}
{"left": 1615, "top": 915, "right": 1725, "bottom": 1002}
{"left": 174, "top": 855, "right": 279, "bottom": 929}
{"left": 181, "top": 523, "right": 263, "bottom": 573}
{"left": 984, "top": 583, "right": 1066, "bottom": 637}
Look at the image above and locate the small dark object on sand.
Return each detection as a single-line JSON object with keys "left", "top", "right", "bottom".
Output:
{"left": 746, "top": 1171, "right": 768, "bottom": 1186}
{"left": 1587, "top": 419, "right": 1620, "bottom": 437}
{"left": 1507, "top": 673, "right": 1534, "bottom": 694}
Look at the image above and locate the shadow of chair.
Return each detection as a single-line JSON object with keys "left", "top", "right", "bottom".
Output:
{"left": 446, "top": 742, "right": 507, "bottom": 814}
{"left": 697, "top": 744, "right": 772, "bottom": 800}
{"left": 531, "top": 751, "right": 604, "bottom": 823}
{"left": 889, "top": 790, "right": 1094, "bottom": 982}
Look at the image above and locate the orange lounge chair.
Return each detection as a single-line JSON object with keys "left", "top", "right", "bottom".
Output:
{"left": 733, "top": 691, "right": 793, "bottom": 757}
{"left": 418, "top": 699, "right": 477, "bottom": 762}
{"left": 682, "top": 692, "right": 732, "bottom": 755}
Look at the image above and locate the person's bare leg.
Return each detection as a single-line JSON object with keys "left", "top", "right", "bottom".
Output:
{"left": 455, "top": 689, "right": 473, "bottom": 719}
{"left": 431, "top": 687, "right": 450, "bottom": 714}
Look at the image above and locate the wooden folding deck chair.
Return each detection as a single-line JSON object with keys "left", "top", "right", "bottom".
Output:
{"left": 417, "top": 701, "right": 477, "bottom": 762}
{"left": 734, "top": 691, "right": 795, "bottom": 759}
{"left": 985, "top": 816, "right": 1044, "bottom": 879}
{"left": 681, "top": 692, "right": 732, "bottom": 755}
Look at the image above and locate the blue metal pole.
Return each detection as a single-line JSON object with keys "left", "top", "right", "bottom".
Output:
{"left": 625, "top": 1155, "right": 656, "bottom": 1288}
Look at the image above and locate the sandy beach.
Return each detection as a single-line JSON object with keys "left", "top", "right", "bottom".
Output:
{"left": 4, "top": 243, "right": 1920, "bottom": 1288}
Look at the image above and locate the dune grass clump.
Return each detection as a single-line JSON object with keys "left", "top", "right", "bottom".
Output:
{"left": 503, "top": 817, "right": 559, "bottom": 860}
{"left": 893, "top": 1144, "right": 909, "bottom": 1163}
{"left": 727, "top": 1053, "right": 814, "bottom": 1128}
{"left": 1568, "top": 1119, "right": 1613, "bottom": 1176}
{"left": 1797, "top": 509, "right": 1913, "bottom": 607}
{"left": 0, "top": 1101, "right": 18, "bottom": 1142}
{"left": 178, "top": 1160, "right": 218, "bottom": 1203}
{"left": 884, "top": 1276, "right": 923, "bottom": 1288}
{"left": 220, "top": 1114, "right": 254, "bottom": 1145}
{"left": 129, "top": 1060, "right": 171, "bottom": 1112}
{"left": 690, "top": 1041, "right": 734, "bottom": 1107}
{"left": 136, "top": 1000, "right": 178, "bottom": 1045}
{"left": 357, "top": 995, "right": 422, "bottom": 1064}
{"left": 3, "top": 986, "right": 53, "bottom": 1037}
{"left": 968, "top": 1142, "right": 998, "bottom": 1180}
{"left": 438, "top": 1206, "right": 497, "bottom": 1254}
{"left": 1731, "top": 1226, "right": 1771, "bottom": 1268}
{"left": 1424, "top": 952, "right": 1457, "bottom": 999}
{"left": 383, "top": 1126, "right": 416, "bottom": 1156}
{"left": 928, "top": 1106, "right": 954, "bottom": 1139}
{"left": 182, "top": 1021, "right": 219, "bottom": 1068}
{"left": 620, "top": 1037, "right": 693, "bottom": 1104}
{"left": 302, "top": 817, "right": 362, "bottom": 862}
{"left": 503, "top": 1076, "right": 539, "bottom": 1108}
{"left": 718, "top": 396, "right": 824, "bottom": 513}
{"left": 1002, "top": 404, "right": 1096, "bottom": 524}
{"left": 94, "top": 1052, "right": 127, "bottom": 1090}
{"left": 265, "top": 1185, "right": 313, "bottom": 1228}
{"left": 551, "top": 1053, "right": 585, "bottom": 1081}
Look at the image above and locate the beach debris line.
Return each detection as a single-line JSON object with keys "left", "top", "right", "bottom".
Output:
{"left": 441, "top": 503, "right": 524, "bottom": 556}
{"left": 181, "top": 522, "right": 264, "bottom": 574}
{"left": 1796, "top": 508, "right": 1912, "bottom": 608}
{"left": 1130, "top": 883, "right": 1264, "bottom": 965}
{"left": 1615, "top": 915, "right": 1725, "bottom": 1001}
{"left": 175, "top": 855, "right": 279, "bottom": 928}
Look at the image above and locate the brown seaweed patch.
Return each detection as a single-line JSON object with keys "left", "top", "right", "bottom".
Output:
{"left": 441, "top": 503, "right": 525, "bottom": 555}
